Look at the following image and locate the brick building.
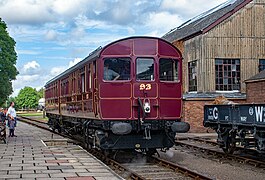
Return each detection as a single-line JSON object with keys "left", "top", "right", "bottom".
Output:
{"left": 245, "top": 70, "right": 265, "bottom": 103}
{"left": 163, "top": 0, "right": 265, "bottom": 132}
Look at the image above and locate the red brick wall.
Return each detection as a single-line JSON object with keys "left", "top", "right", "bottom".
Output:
{"left": 246, "top": 81, "right": 265, "bottom": 103}
{"left": 183, "top": 100, "right": 209, "bottom": 133}
{"left": 183, "top": 99, "right": 246, "bottom": 132}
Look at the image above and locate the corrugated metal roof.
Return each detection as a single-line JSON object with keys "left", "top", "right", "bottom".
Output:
{"left": 162, "top": 0, "right": 250, "bottom": 42}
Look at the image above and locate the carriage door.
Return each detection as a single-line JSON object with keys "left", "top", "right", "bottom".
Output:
{"left": 99, "top": 58, "right": 132, "bottom": 119}
{"left": 159, "top": 58, "right": 182, "bottom": 119}
{"left": 133, "top": 58, "right": 159, "bottom": 119}
{"left": 92, "top": 61, "right": 99, "bottom": 117}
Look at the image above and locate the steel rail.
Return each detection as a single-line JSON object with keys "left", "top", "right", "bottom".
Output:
{"left": 186, "top": 136, "right": 262, "bottom": 155}
{"left": 175, "top": 140, "right": 265, "bottom": 168}
{"left": 151, "top": 156, "right": 213, "bottom": 180}
{"left": 88, "top": 149, "right": 146, "bottom": 180}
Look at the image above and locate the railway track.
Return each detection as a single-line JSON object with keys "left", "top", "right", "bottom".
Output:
{"left": 175, "top": 137, "right": 265, "bottom": 168}
{"left": 17, "top": 116, "right": 212, "bottom": 180}
{"left": 89, "top": 149, "right": 210, "bottom": 180}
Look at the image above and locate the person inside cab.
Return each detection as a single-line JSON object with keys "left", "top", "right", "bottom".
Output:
{"left": 104, "top": 62, "right": 120, "bottom": 81}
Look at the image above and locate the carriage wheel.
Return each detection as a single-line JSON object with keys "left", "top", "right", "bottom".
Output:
{"left": 222, "top": 134, "right": 236, "bottom": 154}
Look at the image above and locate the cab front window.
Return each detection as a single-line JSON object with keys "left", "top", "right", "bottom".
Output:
{"left": 159, "top": 58, "right": 179, "bottom": 82}
{"left": 136, "top": 58, "right": 154, "bottom": 81}
{"left": 103, "top": 58, "right": 131, "bottom": 81}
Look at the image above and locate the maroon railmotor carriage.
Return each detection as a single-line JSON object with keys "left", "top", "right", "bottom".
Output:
{"left": 45, "top": 37, "right": 190, "bottom": 154}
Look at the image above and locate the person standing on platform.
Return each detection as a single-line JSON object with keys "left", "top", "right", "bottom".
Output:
{"left": 0, "top": 108, "right": 6, "bottom": 123}
{"left": 6, "top": 102, "right": 17, "bottom": 137}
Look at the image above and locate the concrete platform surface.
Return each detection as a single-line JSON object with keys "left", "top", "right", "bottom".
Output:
{"left": 0, "top": 122, "right": 123, "bottom": 180}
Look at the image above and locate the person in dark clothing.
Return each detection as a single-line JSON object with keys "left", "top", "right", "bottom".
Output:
{"left": 8, "top": 118, "right": 15, "bottom": 137}
{"left": 0, "top": 108, "right": 6, "bottom": 123}
{"left": 0, "top": 108, "right": 7, "bottom": 143}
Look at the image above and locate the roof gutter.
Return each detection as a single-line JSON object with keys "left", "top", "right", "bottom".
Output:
{"left": 245, "top": 78, "right": 265, "bottom": 83}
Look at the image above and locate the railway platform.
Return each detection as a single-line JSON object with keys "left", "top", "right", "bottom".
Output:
{"left": 0, "top": 122, "right": 123, "bottom": 180}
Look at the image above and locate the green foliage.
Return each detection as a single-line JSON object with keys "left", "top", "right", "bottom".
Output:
{"left": 0, "top": 18, "right": 19, "bottom": 105}
{"left": 5, "top": 96, "right": 16, "bottom": 108}
{"left": 16, "top": 87, "right": 39, "bottom": 109}
{"left": 37, "top": 88, "right": 44, "bottom": 99}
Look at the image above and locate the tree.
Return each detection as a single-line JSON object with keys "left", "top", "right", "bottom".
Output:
{"left": 37, "top": 88, "right": 44, "bottom": 99}
{"left": 16, "top": 87, "right": 38, "bottom": 109}
{"left": 5, "top": 96, "right": 16, "bottom": 108}
{"left": 0, "top": 18, "right": 19, "bottom": 105}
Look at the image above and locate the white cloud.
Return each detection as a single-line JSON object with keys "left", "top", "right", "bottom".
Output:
{"left": 146, "top": 12, "right": 183, "bottom": 36}
{"left": 12, "top": 74, "right": 41, "bottom": 96}
{"left": 18, "top": 60, "right": 42, "bottom": 76}
{"left": 11, "top": 57, "right": 82, "bottom": 97}
{"left": 0, "top": 0, "right": 94, "bottom": 25}
{"left": 50, "top": 66, "right": 66, "bottom": 76}
{"left": 0, "top": 0, "right": 54, "bottom": 24}
{"left": 69, "top": 58, "right": 82, "bottom": 67}
{"left": 51, "top": 0, "right": 87, "bottom": 17}
{"left": 160, "top": 0, "right": 228, "bottom": 18}
{"left": 109, "top": 1, "right": 135, "bottom": 25}
{"left": 50, "top": 58, "right": 83, "bottom": 76}
{"left": 45, "top": 29, "right": 58, "bottom": 41}
{"left": 23, "top": 61, "right": 40, "bottom": 71}
{"left": 127, "top": 27, "right": 135, "bottom": 35}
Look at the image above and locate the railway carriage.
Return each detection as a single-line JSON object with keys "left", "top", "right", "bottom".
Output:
{"left": 45, "top": 36, "right": 190, "bottom": 153}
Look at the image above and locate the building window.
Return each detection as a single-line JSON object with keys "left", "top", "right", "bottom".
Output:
{"left": 159, "top": 58, "right": 179, "bottom": 82}
{"left": 188, "top": 61, "right": 197, "bottom": 91}
{"left": 215, "top": 59, "right": 240, "bottom": 91}
{"left": 259, "top": 59, "right": 265, "bottom": 72}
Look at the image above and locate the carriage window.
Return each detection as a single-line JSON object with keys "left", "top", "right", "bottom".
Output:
{"left": 88, "top": 64, "right": 92, "bottom": 90}
{"left": 81, "top": 73, "right": 85, "bottom": 93}
{"left": 104, "top": 58, "right": 131, "bottom": 81}
{"left": 159, "top": 59, "right": 179, "bottom": 81}
{"left": 136, "top": 58, "right": 154, "bottom": 81}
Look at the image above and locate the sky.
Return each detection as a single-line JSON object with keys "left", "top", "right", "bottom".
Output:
{"left": 0, "top": 0, "right": 227, "bottom": 97}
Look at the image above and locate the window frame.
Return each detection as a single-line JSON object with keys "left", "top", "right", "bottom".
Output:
{"left": 159, "top": 58, "right": 180, "bottom": 83}
{"left": 81, "top": 73, "right": 85, "bottom": 93}
{"left": 136, "top": 57, "right": 155, "bottom": 82}
{"left": 188, "top": 60, "right": 197, "bottom": 92}
{"left": 102, "top": 57, "right": 132, "bottom": 82}
{"left": 78, "top": 67, "right": 85, "bottom": 93}
{"left": 259, "top": 59, "right": 265, "bottom": 72}
{"left": 87, "top": 63, "right": 92, "bottom": 91}
{"left": 215, "top": 58, "right": 240, "bottom": 92}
